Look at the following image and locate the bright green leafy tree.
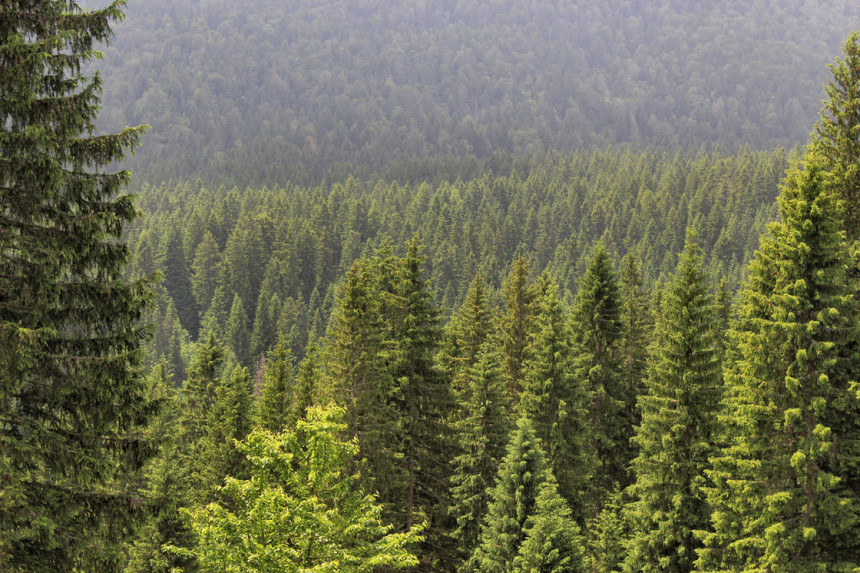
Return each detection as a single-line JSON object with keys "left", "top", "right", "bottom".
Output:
{"left": 0, "top": 1, "right": 152, "bottom": 569}
{"left": 174, "top": 405, "right": 422, "bottom": 572}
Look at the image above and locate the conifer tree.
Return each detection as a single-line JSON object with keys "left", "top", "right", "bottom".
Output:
{"left": 256, "top": 334, "right": 295, "bottom": 432}
{"left": 498, "top": 258, "right": 537, "bottom": 403}
{"left": 571, "top": 243, "right": 631, "bottom": 505}
{"left": 521, "top": 271, "right": 593, "bottom": 521}
{"left": 448, "top": 345, "right": 511, "bottom": 569}
{"left": 389, "top": 237, "right": 453, "bottom": 565}
{"left": 0, "top": 2, "right": 152, "bottom": 568}
{"left": 225, "top": 292, "right": 251, "bottom": 367}
{"left": 698, "top": 161, "right": 860, "bottom": 571}
{"left": 812, "top": 31, "right": 860, "bottom": 241}
{"left": 469, "top": 416, "right": 581, "bottom": 573}
{"left": 624, "top": 235, "right": 722, "bottom": 573}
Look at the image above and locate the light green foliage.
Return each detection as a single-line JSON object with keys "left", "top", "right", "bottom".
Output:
{"left": 0, "top": 1, "right": 152, "bottom": 569}
{"left": 698, "top": 160, "right": 860, "bottom": 571}
{"left": 175, "top": 405, "right": 422, "bottom": 572}
{"left": 812, "top": 31, "right": 860, "bottom": 241}
{"left": 499, "top": 258, "right": 538, "bottom": 404}
{"left": 624, "top": 235, "right": 722, "bottom": 573}
{"left": 470, "top": 416, "right": 582, "bottom": 573}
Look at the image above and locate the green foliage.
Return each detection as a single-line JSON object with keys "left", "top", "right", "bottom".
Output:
{"left": 521, "top": 272, "right": 593, "bottom": 521}
{"left": 174, "top": 405, "right": 423, "bottom": 572}
{"left": 95, "top": 0, "right": 856, "bottom": 185}
{"left": 255, "top": 335, "right": 296, "bottom": 432}
{"left": 812, "top": 31, "right": 860, "bottom": 241}
{"left": 0, "top": 1, "right": 152, "bottom": 569}
{"left": 698, "top": 160, "right": 860, "bottom": 571}
{"left": 469, "top": 416, "right": 581, "bottom": 572}
{"left": 571, "top": 244, "right": 632, "bottom": 508}
{"left": 624, "top": 234, "right": 722, "bottom": 573}
{"left": 448, "top": 344, "right": 511, "bottom": 569}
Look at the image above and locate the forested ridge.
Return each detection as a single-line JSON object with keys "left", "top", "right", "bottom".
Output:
{"left": 92, "top": 0, "right": 856, "bottom": 186}
{"left": 5, "top": 1, "right": 860, "bottom": 572}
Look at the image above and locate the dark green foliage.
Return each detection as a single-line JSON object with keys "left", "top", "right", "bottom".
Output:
{"left": 624, "top": 235, "right": 722, "bottom": 573}
{"left": 698, "top": 161, "right": 860, "bottom": 571}
{"left": 521, "top": 272, "right": 593, "bottom": 521}
{"left": 255, "top": 334, "right": 295, "bottom": 432}
{"left": 498, "top": 258, "right": 537, "bottom": 403}
{"left": 225, "top": 292, "right": 251, "bottom": 368}
{"left": 571, "top": 244, "right": 632, "bottom": 507}
{"left": 0, "top": 1, "right": 152, "bottom": 569}
{"left": 448, "top": 345, "right": 511, "bottom": 569}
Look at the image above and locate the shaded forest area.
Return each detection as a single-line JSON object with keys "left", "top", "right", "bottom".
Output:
{"left": 94, "top": 0, "right": 855, "bottom": 186}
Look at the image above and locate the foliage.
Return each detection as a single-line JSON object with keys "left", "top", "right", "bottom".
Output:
{"left": 698, "top": 160, "right": 860, "bottom": 571}
{"left": 0, "top": 1, "right": 152, "bottom": 569}
{"left": 174, "top": 405, "right": 422, "bottom": 572}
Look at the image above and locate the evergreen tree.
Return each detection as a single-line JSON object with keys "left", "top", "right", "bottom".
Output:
{"left": 570, "top": 243, "right": 631, "bottom": 507}
{"left": 812, "top": 31, "right": 860, "bottom": 241}
{"left": 498, "top": 258, "right": 537, "bottom": 404}
{"left": 521, "top": 271, "right": 593, "bottom": 521}
{"left": 0, "top": 2, "right": 152, "bottom": 569}
{"left": 469, "top": 416, "right": 581, "bottom": 573}
{"left": 225, "top": 292, "right": 251, "bottom": 367}
{"left": 448, "top": 345, "right": 511, "bottom": 569}
{"left": 624, "top": 235, "right": 722, "bottom": 573}
{"left": 256, "top": 334, "right": 295, "bottom": 432}
{"left": 698, "top": 161, "right": 860, "bottom": 571}
{"left": 389, "top": 237, "right": 453, "bottom": 565}
{"left": 293, "top": 335, "right": 321, "bottom": 423}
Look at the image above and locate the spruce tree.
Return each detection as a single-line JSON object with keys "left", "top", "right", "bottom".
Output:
{"left": 0, "top": 2, "right": 152, "bottom": 569}
{"left": 255, "top": 334, "right": 295, "bottom": 432}
{"left": 570, "top": 243, "right": 631, "bottom": 506}
{"left": 448, "top": 344, "right": 511, "bottom": 569}
{"left": 470, "top": 416, "right": 581, "bottom": 573}
{"left": 521, "top": 271, "right": 593, "bottom": 521}
{"left": 812, "top": 31, "right": 860, "bottom": 241}
{"left": 698, "top": 161, "right": 860, "bottom": 571}
{"left": 498, "top": 257, "right": 537, "bottom": 403}
{"left": 624, "top": 235, "right": 722, "bottom": 573}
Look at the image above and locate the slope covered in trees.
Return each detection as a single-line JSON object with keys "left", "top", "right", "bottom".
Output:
{"left": 92, "top": 0, "right": 855, "bottom": 186}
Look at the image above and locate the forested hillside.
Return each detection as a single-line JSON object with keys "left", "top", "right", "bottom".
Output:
{"left": 94, "top": 0, "right": 855, "bottom": 186}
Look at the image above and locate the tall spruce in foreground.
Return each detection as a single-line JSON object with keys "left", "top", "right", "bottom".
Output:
{"left": 0, "top": 1, "right": 152, "bottom": 569}
{"left": 623, "top": 235, "right": 722, "bottom": 573}
{"left": 697, "top": 161, "right": 860, "bottom": 571}
{"left": 812, "top": 30, "right": 860, "bottom": 241}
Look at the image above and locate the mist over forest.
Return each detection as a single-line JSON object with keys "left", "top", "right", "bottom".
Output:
{"left": 95, "top": 0, "right": 856, "bottom": 186}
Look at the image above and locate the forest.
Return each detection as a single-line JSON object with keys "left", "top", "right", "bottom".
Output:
{"left": 3, "top": 1, "right": 860, "bottom": 572}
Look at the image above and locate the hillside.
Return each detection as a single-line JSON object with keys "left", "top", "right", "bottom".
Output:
{"left": 96, "top": 0, "right": 855, "bottom": 186}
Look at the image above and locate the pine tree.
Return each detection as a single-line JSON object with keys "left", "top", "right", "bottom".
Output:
{"left": 698, "top": 160, "right": 860, "bottom": 571}
{"left": 469, "top": 416, "right": 581, "bottom": 573}
{"left": 389, "top": 237, "right": 453, "bottom": 566}
{"left": 225, "top": 292, "right": 251, "bottom": 367}
{"left": 0, "top": 2, "right": 152, "bottom": 569}
{"left": 624, "top": 235, "right": 722, "bottom": 573}
{"left": 448, "top": 345, "right": 511, "bottom": 569}
{"left": 498, "top": 258, "right": 537, "bottom": 403}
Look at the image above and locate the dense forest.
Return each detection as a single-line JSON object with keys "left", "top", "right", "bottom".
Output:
{"left": 4, "top": 1, "right": 860, "bottom": 572}
{"left": 92, "top": 0, "right": 857, "bottom": 186}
